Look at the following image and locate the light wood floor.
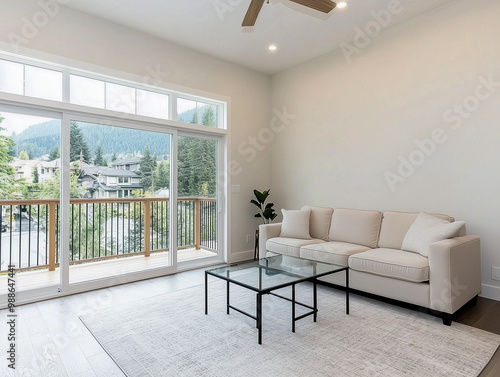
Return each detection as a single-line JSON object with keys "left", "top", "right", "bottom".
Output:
{"left": 1, "top": 269, "right": 499, "bottom": 377}
{"left": 0, "top": 248, "right": 215, "bottom": 295}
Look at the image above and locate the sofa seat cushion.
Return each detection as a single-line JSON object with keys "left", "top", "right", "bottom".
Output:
{"left": 300, "top": 242, "right": 370, "bottom": 267}
{"left": 348, "top": 248, "right": 429, "bottom": 283}
{"left": 266, "top": 237, "right": 325, "bottom": 257}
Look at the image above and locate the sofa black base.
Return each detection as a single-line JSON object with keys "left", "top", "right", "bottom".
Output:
{"left": 317, "top": 281, "right": 479, "bottom": 326}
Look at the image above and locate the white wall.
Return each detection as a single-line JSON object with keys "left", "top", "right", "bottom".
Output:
{"left": 271, "top": 0, "right": 500, "bottom": 299}
{"left": 0, "top": 1, "right": 273, "bottom": 262}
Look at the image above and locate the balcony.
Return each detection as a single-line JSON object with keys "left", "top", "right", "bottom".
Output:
{"left": 0, "top": 197, "right": 217, "bottom": 292}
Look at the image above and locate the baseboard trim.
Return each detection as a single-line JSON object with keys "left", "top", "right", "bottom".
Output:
{"left": 480, "top": 284, "right": 500, "bottom": 301}
{"left": 227, "top": 249, "right": 254, "bottom": 264}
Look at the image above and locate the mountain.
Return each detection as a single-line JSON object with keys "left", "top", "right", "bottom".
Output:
{"left": 10, "top": 120, "right": 171, "bottom": 160}
{"left": 9, "top": 104, "right": 216, "bottom": 160}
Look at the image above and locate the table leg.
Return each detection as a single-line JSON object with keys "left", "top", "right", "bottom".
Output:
{"left": 346, "top": 268, "right": 350, "bottom": 315}
{"left": 313, "top": 279, "right": 317, "bottom": 322}
{"left": 257, "top": 293, "right": 262, "bottom": 344}
{"left": 205, "top": 272, "right": 208, "bottom": 315}
{"left": 292, "top": 284, "right": 296, "bottom": 333}
{"left": 227, "top": 280, "right": 230, "bottom": 315}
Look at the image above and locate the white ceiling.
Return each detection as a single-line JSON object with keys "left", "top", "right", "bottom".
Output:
{"left": 64, "top": 0, "right": 456, "bottom": 75}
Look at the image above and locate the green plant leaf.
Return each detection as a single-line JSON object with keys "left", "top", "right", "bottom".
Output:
{"left": 262, "top": 207, "right": 275, "bottom": 219}
{"left": 250, "top": 199, "right": 261, "bottom": 208}
{"left": 253, "top": 189, "right": 266, "bottom": 204}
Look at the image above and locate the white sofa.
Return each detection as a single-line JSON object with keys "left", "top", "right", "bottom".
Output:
{"left": 258, "top": 207, "right": 481, "bottom": 324}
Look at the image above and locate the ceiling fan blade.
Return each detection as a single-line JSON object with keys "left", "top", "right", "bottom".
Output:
{"left": 242, "top": 0, "right": 266, "bottom": 26}
{"left": 289, "top": 0, "right": 337, "bottom": 13}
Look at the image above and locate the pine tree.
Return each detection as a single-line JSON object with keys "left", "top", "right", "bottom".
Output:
{"left": 94, "top": 141, "right": 106, "bottom": 166}
{"left": 138, "top": 146, "right": 157, "bottom": 192}
{"left": 177, "top": 106, "right": 217, "bottom": 197}
{"left": 201, "top": 106, "right": 217, "bottom": 128}
{"left": 154, "top": 160, "right": 170, "bottom": 190}
{"left": 0, "top": 116, "right": 16, "bottom": 198}
{"left": 19, "top": 150, "right": 29, "bottom": 160}
{"left": 48, "top": 146, "right": 60, "bottom": 161}
{"left": 177, "top": 134, "right": 216, "bottom": 197}
{"left": 70, "top": 122, "right": 91, "bottom": 163}
{"left": 32, "top": 166, "right": 39, "bottom": 183}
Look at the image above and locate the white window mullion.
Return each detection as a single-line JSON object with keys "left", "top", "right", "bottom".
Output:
{"left": 62, "top": 69, "right": 70, "bottom": 103}
{"left": 60, "top": 113, "right": 71, "bottom": 291}
{"left": 171, "top": 94, "right": 178, "bottom": 121}
{"left": 170, "top": 129, "right": 178, "bottom": 269}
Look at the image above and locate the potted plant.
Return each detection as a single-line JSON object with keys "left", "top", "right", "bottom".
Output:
{"left": 250, "top": 189, "right": 277, "bottom": 259}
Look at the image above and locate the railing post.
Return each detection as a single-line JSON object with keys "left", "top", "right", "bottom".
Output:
{"left": 144, "top": 199, "right": 151, "bottom": 257}
{"left": 48, "top": 201, "right": 56, "bottom": 271}
{"left": 195, "top": 199, "right": 201, "bottom": 250}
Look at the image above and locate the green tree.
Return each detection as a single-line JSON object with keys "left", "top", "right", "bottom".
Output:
{"left": 40, "top": 170, "right": 83, "bottom": 199}
{"left": 111, "top": 151, "right": 117, "bottom": 162}
{"left": 154, "top": 160, "right": 170, "bottom": 190}
{"left": 138, "top": 146, "right": 157, "bottom": 192}
{"left": 201, "top": 106, "right": 217, "bottom": 128}
{"left": 94, "top": 141, "right": 106, "bottom": 166}
{"left": 48, "top": 146, "right": 60, "bottom": 161}
{"left": 0, "top": 116, "right": 16, "bottom": 198}
{"left": 32, "top": 166, "right": 39, "bottom": 183}
{"left": 191, "top": 109, "right": 199, "bottom": 125}
{"left": 177, "top": 107, "right": 217, "bottom": 197}
{"left": 19, "top": 150, "right": 29, "bottom": 160}
{"left": 22, "top": 183, "right": 41, "bottom": 199}
{"left": 70, "top": 122, "right": 91, "bottom": 163}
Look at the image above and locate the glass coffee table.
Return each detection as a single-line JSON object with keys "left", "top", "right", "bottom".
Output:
{"left": 205, "top": 254, "right": 348, "bottom": 344}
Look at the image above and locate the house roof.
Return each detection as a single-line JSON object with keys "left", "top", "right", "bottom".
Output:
{"left": 110, "top": 158, "right": 141, "bottom": 166}
{"left": 81, "top": 166, "right": 140, "bottom": 178}
{"left": 97, "top": 183, "right": 144, "bottom": 192}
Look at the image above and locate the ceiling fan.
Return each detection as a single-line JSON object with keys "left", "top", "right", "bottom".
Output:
{"left": 242, "top": 0, "right": 337, "bottom": 27}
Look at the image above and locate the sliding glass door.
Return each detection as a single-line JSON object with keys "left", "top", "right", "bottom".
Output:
{"left": 0, "top": 105, "right": 62, "bottom": 299}
{"left": 177, "top": 134, "right": 221, "bottom": 264}
{"left": 0, "top": 105, "right": 225, "bottom": 301}
{"left": 67, "top": 119, "right": 173, "bottom": 285}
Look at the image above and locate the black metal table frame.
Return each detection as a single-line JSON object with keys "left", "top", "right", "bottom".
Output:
{"left": 205, "top": 263, "right": 349, "bottom": 344}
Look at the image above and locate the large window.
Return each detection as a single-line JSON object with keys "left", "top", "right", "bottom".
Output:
{"left": 177, "top": 98, "right": 219, "bottom": 127}
{"left": 0, "top": 60, "right": 62, "bottom": 101}
{"left": 0, "top": 57, "right": 225, "bottom": 129}
{"left": 0, "top": 53, "right": 227, "bottom": 304}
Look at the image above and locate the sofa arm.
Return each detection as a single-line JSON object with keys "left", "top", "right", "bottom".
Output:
{"left": 428, "top": 235, "right": 481, "bottom": 314}
{"left": 258, "top": 223, "right": 282, "bottom": 259}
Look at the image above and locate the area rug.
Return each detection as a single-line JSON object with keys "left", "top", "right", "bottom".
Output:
{"left": 80, "top": 282, "right": 500, "bottom": 377}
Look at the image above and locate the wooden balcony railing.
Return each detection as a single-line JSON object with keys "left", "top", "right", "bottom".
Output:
{"left": 0, "top": 197, "right": 217, "bottom": 273}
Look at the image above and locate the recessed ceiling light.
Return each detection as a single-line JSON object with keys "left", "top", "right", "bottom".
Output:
{"left": 337, "top": 2, "right": 347, "bottom": 8}
{"left": 268, "top": 44, "right": 277, "bottom": 52}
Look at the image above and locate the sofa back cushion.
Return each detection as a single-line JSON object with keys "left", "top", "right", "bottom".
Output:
{"left": 328, "top": 208, "right": 382, "bottom": 248}
{"left": 301, "top": 206, "right": 334, "bottom": 241}
{"left": 378, "top": 211, "right": 455, "bottom": 249}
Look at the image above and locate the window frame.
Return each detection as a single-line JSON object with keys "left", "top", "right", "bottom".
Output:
{"left": 0, "top": 51, "right": 230, "bottom": 305}
{"left": 0, "top": 53, "right": 227, "bottom": 130}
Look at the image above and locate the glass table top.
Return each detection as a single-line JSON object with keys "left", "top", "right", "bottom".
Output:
{"left": 206, "top": 254, "right": 346, "bottom": 292}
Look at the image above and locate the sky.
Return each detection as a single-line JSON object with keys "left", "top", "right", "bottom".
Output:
{"left": 0, "top": 112, "right": 53, "bottom": 136}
